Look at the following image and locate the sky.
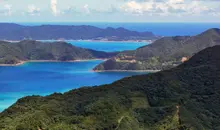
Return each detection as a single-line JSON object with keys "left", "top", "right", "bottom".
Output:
{"left": 0, "top": 0, "right": 220, "bottom": 23}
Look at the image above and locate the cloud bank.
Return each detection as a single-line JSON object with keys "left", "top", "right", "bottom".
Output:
{"left": 0, "top": 0, "right": 219, "bottom": 22}
{"left": 120, "top": 0, "right": 216, "bottom": 16}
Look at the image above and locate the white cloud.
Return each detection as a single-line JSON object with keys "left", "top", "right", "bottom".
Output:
{"left": 168, "top": 0, "right": 184, "bottom": 4}
{"left": 120, "top": 1, "right": 154, "bottom": 15}
{"left": 4, "top": 4, "right": 11, "bottom": 16}
{"left": 83, "top": 4, "right": 90, "bottom": 14}
{"left": 62, "top": 4, "right": 118, "bottom": 16}
{"left": 120, "top": 0, "right": 215, "bottom": 16}
{"left": 28, "top": 5, "right": 40, "bottom": 16}
{"left": 51, "top": 0, "right": 58, "bottom": 16}
{"left": 62, "top": 6, "right": 80, "bottom": 15}
{"left": 188, "top": 1, "right": 210, "bottom": 14}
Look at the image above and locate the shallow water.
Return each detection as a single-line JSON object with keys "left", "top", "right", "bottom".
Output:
{"left": 0, "top": 60, "right": 148, "bottom": 112}
{"left": 41, "top": 40, "right": 148, "bottom": 52}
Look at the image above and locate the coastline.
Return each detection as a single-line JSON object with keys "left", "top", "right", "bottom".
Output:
{"left": 93, "top": 69, "right": 161, "bottom": 73}
{"left": 56, "top": 39, "right": 153, "bottom": 43}
{"left": 0, "top": 59, "right": 107, "bottom": 67}
{"left": 0, "top": 61, "right": 25, "bottom": 67}
{"left": 27, "top": 59, "right": 107, "bottom": 63}
{"left": 4, "top": 39, "right": 154, "bottom": 44}
{"left": 0, "top": 60, "right": 161, "bottom": 73}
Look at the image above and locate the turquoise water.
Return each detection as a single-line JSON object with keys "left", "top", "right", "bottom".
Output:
{"left": 41, "top": 40, "right": 148, "bottom": 52}
{"left": 69, "top": 41, "right": 148, "bottom": 52}
{"left": 0, "top": 60, "right": 148, "bottom": 112}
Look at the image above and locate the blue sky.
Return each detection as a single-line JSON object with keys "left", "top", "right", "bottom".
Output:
{"left": 0, "top": 0, "right": 220, "bottom": 22}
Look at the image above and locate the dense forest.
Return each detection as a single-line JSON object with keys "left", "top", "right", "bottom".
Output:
{"left": 94, "top": 28, "right": 220, "bottom": 71}
{"left": 0, "top": 23, "right": 158, "bottom": 41}
{"left": 1, "top": 45, "right": 220, "bottom": 130}
{"left": 0, "top": 40, "right": 118, "bottom": 64}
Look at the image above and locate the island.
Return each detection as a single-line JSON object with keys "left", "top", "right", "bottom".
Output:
{"left": 0, "top": 40, "right": 118, "bottom": 66}
{"left": 0, "top": 23, "right": 159, "bottom": 41}
{"left": 1, "top": 45, "right": 220, "bottom": 129}
{"left": 94, "top": 28, "right": 220, "bottom": 71}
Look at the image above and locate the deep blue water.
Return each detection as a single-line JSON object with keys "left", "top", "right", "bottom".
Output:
{"left": 20, "top": 22, "right": 220, "bottom": 36}
{"left": 42, "top": 40, "right": 148, "bottom": 52}
{"left": 0, "top": 41, "right": 148, "bottom": 112}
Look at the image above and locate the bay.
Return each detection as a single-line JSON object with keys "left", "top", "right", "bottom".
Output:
{"left": 0, "top": 41, "right": 148, "bottom": 112}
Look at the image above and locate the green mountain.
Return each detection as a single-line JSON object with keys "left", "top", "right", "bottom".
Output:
{"left": 0, "top": 23, "right": 159, "bottom": 41}
{"left": 1, "top": 45, "right": 220, "bottom": 130}
{"left": 94, "top": 28, "right": 220, "bottom": 71}
{"left": 0, "top": 40, "right": 118, "bottom": 65}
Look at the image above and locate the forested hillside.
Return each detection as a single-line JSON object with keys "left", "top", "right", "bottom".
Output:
{"left": 0, "top": 23, "right": 158, "bottom": 41}
{"left": 1, "top": 46, "right": 220, "bottom": 130}
{"left": 94, "top": 28, "right": 220, "bottom": 71}
{"left": 0, "top": 40, "right": 118, "bottom": 65}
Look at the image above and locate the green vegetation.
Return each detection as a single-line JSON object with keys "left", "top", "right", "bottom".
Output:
{"left": 94, "top": 28, "right": 220, "bottom": 71}
{"left": 0, "top": 23, "right": 158, "bottom": 41}
{"left": 0, "top": 40, "right": 118, "bottom": 65}
{"left": 1, "top": 45, "right": 220, "bottom": 129}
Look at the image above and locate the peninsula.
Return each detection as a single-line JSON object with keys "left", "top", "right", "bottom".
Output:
{"left": 94, "top": 28, "right": 220, "bottom": 71}
{"left": 0, "top": 40, "right": 118, "bottom": 65}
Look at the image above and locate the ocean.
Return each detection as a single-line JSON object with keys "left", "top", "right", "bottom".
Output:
{"left": 0, "top": 42, "right": 148, "bottom": 112}
{"left": 42, "top": 40, "right": 148, "bottom": 52}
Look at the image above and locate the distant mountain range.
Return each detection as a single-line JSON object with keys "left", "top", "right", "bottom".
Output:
{"left": 1, "top": 45, "right": 220, "bottom": 129}
{"left": 0, "top": 40, "right": 118, "bottom": 65}
{"left": 0, "top": 23, "right": 159, "bottom": 41}
{"left": 94, "top": 28, "right": 220, "bottom": 71}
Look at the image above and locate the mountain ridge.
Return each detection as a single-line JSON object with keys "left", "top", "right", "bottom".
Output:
{"left": 0, "top": 40, "right": 118, "bottom": 65}
{"left": 0, "top": 23, "right": 159, "bottom": 41}
{"left": 94, "top": 28, "right": 220, "bottom": 71}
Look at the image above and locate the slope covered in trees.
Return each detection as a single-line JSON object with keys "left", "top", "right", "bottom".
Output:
{"left": 94, "top": 28, "right": 220, "bottom": 71}
{"left": 0, "top": 40, "right": 118, "bottom": 65}
{"left": 1, "top": 46, "right": 220, "bottom": 130}
{"left": 0, "top": 23, "right": 158, "bottom": 41}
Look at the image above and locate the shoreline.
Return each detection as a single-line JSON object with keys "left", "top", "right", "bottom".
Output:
{"left": 54, "top": 39, "right": 153, "bottom": 43}
{"left": 0, "top": 61, "right": 25, "bottom": 66}
{"left": 27, "top": 59, "right": 107, "bottom": 63}
{"left": 93, "top": 69, "right": 161, "bottom": 73}
{"left": 0, "top": 59, "right": 108, "bottom": 67}
{"left": 3, "top": 39, "right": 154, "bottom": 44}
{"left": 0, "top": 60, "right": 161, "bottom": 73}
